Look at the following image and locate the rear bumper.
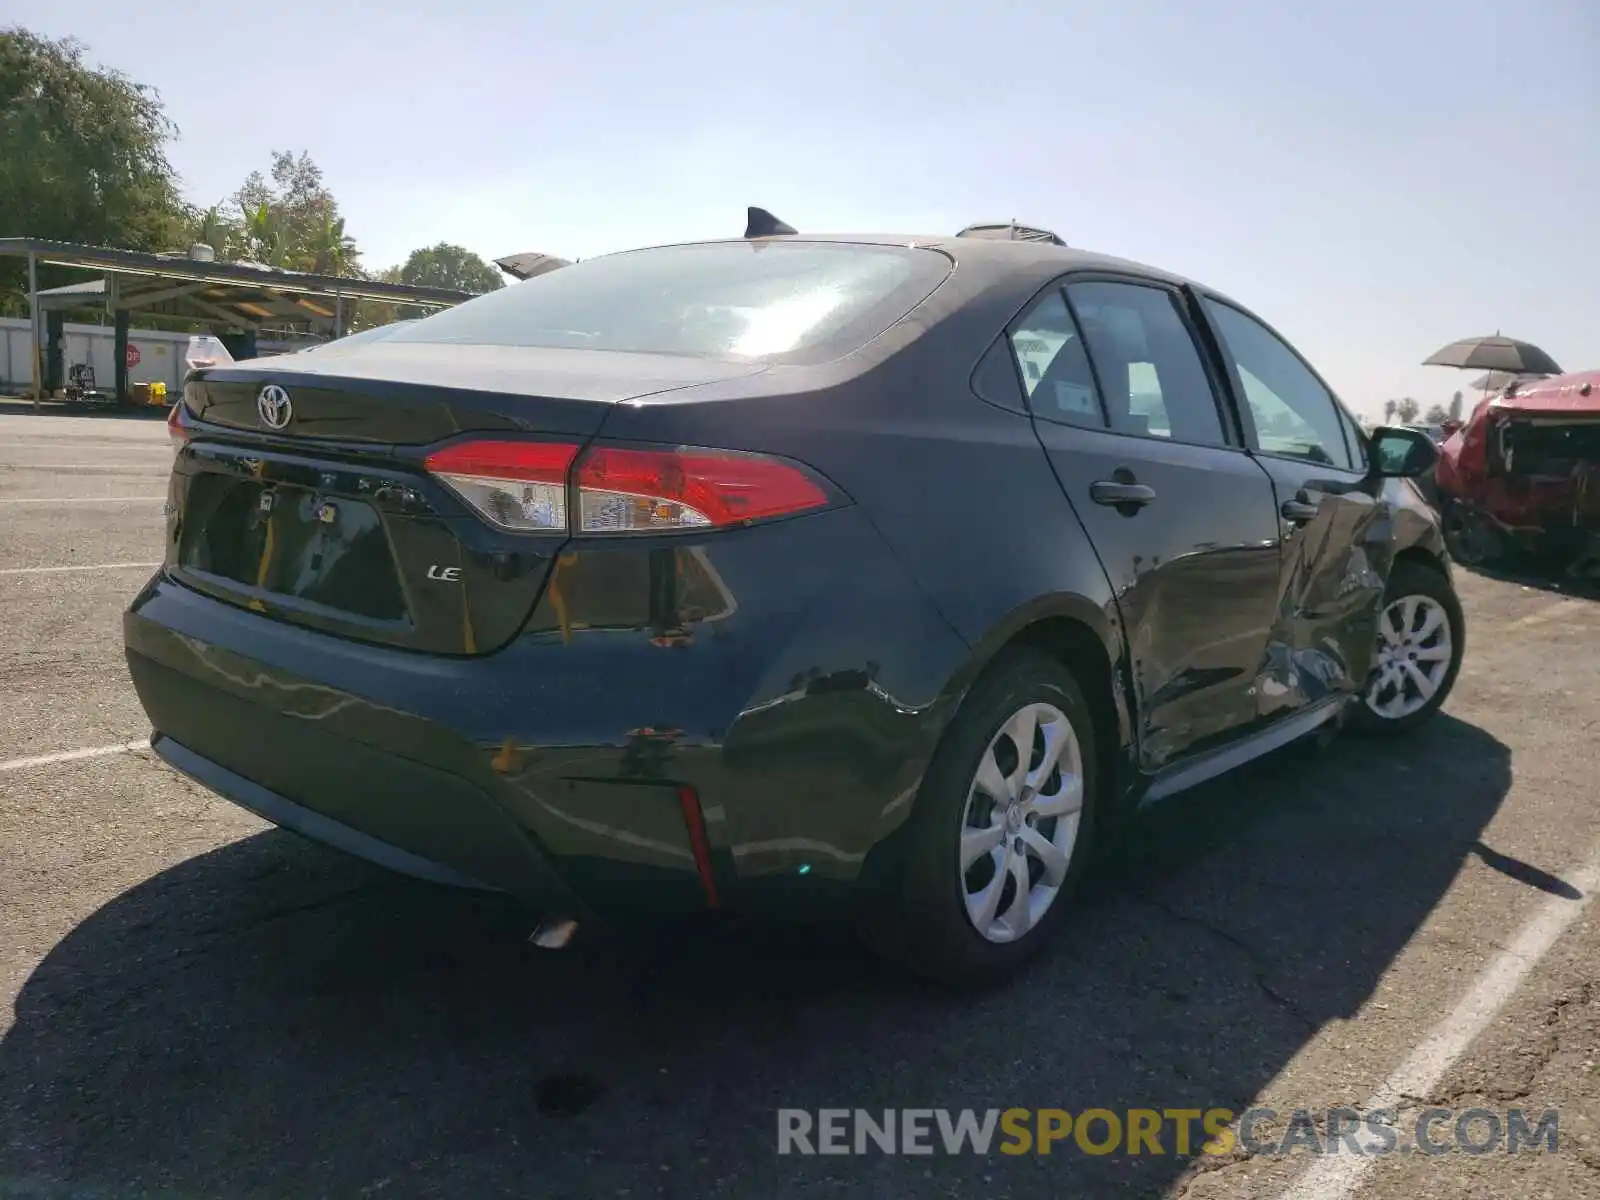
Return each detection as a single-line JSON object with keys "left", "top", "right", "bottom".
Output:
{"left": 125, "top": 618, "right": 718, "bottom": 918}
{"left": 123, "top": 506, "right": 969, "bottom": 918}
{"left": 152, "top": 735, "right": 504, "bottom": 893}
{"left": 128, "top": 642, "right": 609, "bottom": 915}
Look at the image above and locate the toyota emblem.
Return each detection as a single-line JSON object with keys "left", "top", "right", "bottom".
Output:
{"left": 257, "top": 384, "right": 293, "bottom": 430}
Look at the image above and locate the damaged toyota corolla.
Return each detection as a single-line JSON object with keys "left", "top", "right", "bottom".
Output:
{"left": 1435, "top": 369, "right": 1600, "bottom": 577}
{"left": 125, "top": 217, "right": 1465, "bottom": 983}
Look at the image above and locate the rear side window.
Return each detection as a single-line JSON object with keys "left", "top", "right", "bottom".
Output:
{"left": 1007, "top": 290, "right": 1105, "bottom": 428}
{"left": 1065, "top": 281, "right": 1228, "bottom": 447}
{"left": 390, "top": 241, "right": 951, "bottom": 365}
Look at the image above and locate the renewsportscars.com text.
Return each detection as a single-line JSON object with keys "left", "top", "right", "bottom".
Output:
{"left": 776, "top": 1107, "right": 1559, "bottom": 1157}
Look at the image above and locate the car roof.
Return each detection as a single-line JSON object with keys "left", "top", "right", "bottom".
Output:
{"left": 617, "top": 231, "right": 1185, "bottom": 284}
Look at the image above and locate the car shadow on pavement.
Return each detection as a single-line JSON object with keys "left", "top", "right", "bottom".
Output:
{"left": 1454, "top": 559, "right": 1600, "bottom": 602}
{"left": 0, "top": 715, "right": 1515, "bottom": 1199}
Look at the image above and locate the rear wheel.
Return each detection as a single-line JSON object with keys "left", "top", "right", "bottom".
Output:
{"left": 1352, "top": 560, "right": 1464, "bottom": 734}
{"left": 864, "top": 649, "right": 1098, "bottom": 984}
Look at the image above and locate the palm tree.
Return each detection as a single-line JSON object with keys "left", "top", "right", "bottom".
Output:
{"left": 240, "top": 201, "right": 291, "bottom": 268}
{"left": 1384, "top": 399, "right": 1398, "bottom": 423}
{"left": 191, "top": 205, "right": 236, "bottom": 259}
{"left": 309, "top": 214, "right": 357, "bottom": 276}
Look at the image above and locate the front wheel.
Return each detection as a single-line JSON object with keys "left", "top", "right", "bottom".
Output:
{"left": 1440, "top": 497, "right": 1507, "bottom": 568}
{"left": 1351, "top": 560, "right": 1465, "bottom": 735}
{"left": 862, "top": 649, "right": 1099, "bottom": 985}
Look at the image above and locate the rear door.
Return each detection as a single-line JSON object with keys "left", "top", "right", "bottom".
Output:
{"left": 1007, "top": 275, "right": 1284, "bottom": 772}
{"left": 1192, "top": 293, "right": 1387, "bottom": 704}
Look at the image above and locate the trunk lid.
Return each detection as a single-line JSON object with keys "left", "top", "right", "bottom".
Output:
{"left": 168, "top": 344, "right": 764, "bottom": 656}
{"left": 187, "top": 342, "right": 762, "bottom": 443}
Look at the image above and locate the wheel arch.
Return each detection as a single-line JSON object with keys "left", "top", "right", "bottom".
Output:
{"left": 1352, "top": 550, "right": 1466, "bottom": 734}
{"left": 1385, "top": 492, "right": 1451, "bottom": 578}
{"left": 946, "top": 591, "right": 1130, "bottom": 733}
{"left": 1393, "top": 542, "right": 1451, "bottom": 579}
{"left": 856, "top": 593, "right": 1136, "bottom": 894}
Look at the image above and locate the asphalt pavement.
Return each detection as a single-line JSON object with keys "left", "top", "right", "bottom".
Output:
{"left": 1, "top": 405, "right": 1596, "bottom": 1199}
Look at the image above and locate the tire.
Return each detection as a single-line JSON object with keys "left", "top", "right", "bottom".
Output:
{"left": 1350, "top": 559, "right": 1465, "bottom": 735}
{"left": 862, "top": 648, "right": 1099, "bottom": 985}
{"left": 1440, "top": 497, "right": 1507, "bottom": 568}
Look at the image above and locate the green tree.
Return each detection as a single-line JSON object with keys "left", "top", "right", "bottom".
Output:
{"left": 0, "top": 27, "right": 187, "bottom": 310}
{"left": 1424, "top": 403, "right": 1450, "bottom": 424}
{"left": 226, "top": 150, "right": 362, "bottom": 276}
{"left": 344, "top": 243, "right": 500, "bottom": 335}
{"left": 1394, "top": 397, "right": 1421, "bottom": 424}
{"left": 347, "top": 264, "right": 407, "bottom": 333}
{"left": 1448, "top": 391, "right": 1464, "bottom": 422}
{"left": 398, "top": 242, "right": 504, "bottom": 294}
{"left": 239, "top": 199, "right": 291, "bottom": 268}
{"left": 188, "top": 203, "right": 240, "bottom": 260}
{"left": 309, "top": 213, "right": 356, "bottom": 276}
{"left": 1383, "top": 399, "right": 1399, "bottom": 423}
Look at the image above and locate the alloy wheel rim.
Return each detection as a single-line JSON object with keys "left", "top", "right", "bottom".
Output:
{"left": 1366, "top": 594, "right": 1453, "bottom": 719}
{"left": 959, "top": 702, "right": 1084, "bottom": 944}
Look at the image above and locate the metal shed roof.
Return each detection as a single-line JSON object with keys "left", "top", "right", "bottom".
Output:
{"left": 29, "top": 275, "right": 393, "bottom": 329}
{"left": 4, "top": 237, "right": 479, "bottom": 336}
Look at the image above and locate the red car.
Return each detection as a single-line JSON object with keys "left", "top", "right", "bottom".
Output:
{"left": 1434, "top": 369, "right": 1600, "bottom": 572}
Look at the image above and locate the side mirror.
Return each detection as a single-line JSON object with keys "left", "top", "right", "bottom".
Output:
{"left": 1369, "top": 426, "right": 1438, "bottom": 479}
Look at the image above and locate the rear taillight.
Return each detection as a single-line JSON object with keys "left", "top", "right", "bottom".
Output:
{"left": 423, "top": 440, "right": 578, "bottom": 532}
{"left": 167, "top": 402, "right": 191, "bottom": 449}
{"left": 575, "top": 445, "right": 829, "bottom": 532}
{"left": 423, "top": 439, "right": 831, "bottom": 534}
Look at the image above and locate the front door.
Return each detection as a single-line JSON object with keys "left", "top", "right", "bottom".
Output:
{"left": 1005, "top": 277, "right": 1284, "bottom": 773}
{"left": 1192, "top": 293, "right": 1387, "bottom": 712}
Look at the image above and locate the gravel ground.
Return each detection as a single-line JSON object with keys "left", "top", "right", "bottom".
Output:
{"left": 2, "top": 406, "right": 1596, "bottom": 1200}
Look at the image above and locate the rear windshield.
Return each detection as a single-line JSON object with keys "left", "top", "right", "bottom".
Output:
{"left": 389, "top": 241, "right": 951, "bottom": 364}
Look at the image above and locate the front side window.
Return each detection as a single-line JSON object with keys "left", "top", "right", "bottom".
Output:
{"left": 1064, "top": 281, "right": 1228, "bottom": 447}
{"left": 1006, "top": 289, "right": 1104, "bottom": 428}
{"left": 390, "top": 241, "right": 951, "bottom": 366}
{"left": 1202, "top": 299, "right": 1357, "bottom": 470}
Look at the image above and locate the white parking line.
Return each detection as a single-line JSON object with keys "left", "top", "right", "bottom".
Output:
{"left": 0, "top": 739, "right": 150, "bottom": 773}
{"left": 0, "top": 496, "right": 167, "bottom": 505}
{"left": 0, "top": 499, "right": 165, "bottom": 508}
{"left": 1280, "top": 835, "right": 1600, "bottom": 1200}
{"left": 0, "top": 496, "right": 165, "bottom": 504}
{"left": 0, "top": 562, "right": 160, "bottom": 576}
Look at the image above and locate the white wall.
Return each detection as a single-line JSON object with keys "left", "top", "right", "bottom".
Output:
{"left": 0, "top": 318, "right": 300, "bottom": 395}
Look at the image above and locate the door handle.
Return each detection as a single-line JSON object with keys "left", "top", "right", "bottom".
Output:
{"left": 1280, "top": 496, "right": 1319, "bottom": 523}
{"left": 1090, "top": 480, "right": 1157, "bottom": 510}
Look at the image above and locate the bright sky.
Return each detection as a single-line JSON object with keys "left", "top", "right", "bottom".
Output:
{"left": 21, "top": 0, "right": 1598, "bottom": 417}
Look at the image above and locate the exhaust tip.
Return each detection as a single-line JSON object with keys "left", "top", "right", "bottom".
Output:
{"left": 529, "top": 916, "right": 580, "bottom": 950}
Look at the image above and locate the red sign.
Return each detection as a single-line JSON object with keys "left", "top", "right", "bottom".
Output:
{"left": 125, "top": 343, "right": 141, "bottom": 369}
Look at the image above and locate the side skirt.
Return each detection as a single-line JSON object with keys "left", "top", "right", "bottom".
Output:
{"left": 1135, "top": 695, "right": 1351, "bottom": 809}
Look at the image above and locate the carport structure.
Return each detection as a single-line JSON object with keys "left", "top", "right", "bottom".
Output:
{"left": 2, "top": 238, "right": 476, "bottom": 406}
